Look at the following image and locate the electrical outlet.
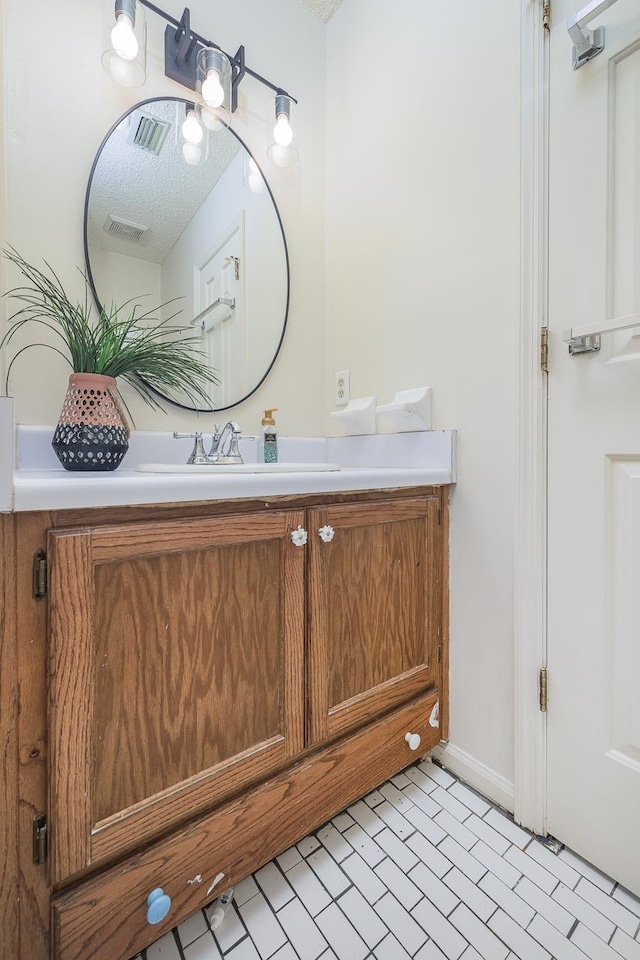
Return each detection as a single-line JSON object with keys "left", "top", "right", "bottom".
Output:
{"left": 334, "top": 370, "right": 350, "bottom": 407}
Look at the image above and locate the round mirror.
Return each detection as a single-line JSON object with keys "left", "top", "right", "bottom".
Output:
{"left": 84, "top": 97, "right": 289, "bottom": 411}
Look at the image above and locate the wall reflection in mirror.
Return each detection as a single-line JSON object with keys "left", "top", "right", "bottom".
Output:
{"left": 84, "top": 97, "right": 289, "bottom": 411}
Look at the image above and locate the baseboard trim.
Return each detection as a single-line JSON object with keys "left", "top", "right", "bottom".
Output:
{"left": 432, "top": 741, "right": 515, "bottom": 813}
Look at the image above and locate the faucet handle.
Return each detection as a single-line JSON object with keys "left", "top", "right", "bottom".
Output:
{"left": 173, "top": 431, "right": 209, "bottom": 465}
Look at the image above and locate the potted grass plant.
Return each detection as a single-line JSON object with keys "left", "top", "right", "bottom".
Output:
{"left": 1, "top": 248, "right": 219, "bottom": 471}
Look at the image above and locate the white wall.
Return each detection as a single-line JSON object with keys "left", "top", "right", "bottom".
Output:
{"left": 2, "top": 0, "right": 326, "bottom": 436}
{"left": 325, "top": 0, "right": 522, "bottom": 793}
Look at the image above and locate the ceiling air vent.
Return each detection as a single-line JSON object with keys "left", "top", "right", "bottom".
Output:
{"left": 103, "top": 215, "right": 150, "bottom": 242}
{"left": 126, "top": 110, "right": 170, "bottom": 155}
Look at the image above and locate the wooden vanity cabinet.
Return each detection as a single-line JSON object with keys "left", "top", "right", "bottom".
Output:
{"left": 3, "top": 486, "right": 449, "bottom": 960}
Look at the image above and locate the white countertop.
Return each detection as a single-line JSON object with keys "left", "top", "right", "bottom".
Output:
{"left": 5, "top": 425, "right": 456, "bottom": 512}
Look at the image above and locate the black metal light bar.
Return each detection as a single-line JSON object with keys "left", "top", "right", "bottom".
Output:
{"left": 137, "top": 1, "right": 296, "bottom": 111}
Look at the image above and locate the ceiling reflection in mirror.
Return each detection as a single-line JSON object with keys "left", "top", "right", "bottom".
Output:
{"left": 84, "top": 97, "right": 289, "bottom": 411}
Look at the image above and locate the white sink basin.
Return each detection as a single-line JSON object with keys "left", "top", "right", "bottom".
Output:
{"left": 136, "top": 462, "right": 341, "bottom": 475}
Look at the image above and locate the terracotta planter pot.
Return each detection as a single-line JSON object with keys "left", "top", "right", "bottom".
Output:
{"left": 51, "top": 373, "right": 130, "bottom": 471}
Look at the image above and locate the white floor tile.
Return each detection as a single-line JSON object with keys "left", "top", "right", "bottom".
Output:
{"left": 575, "top": 877, "right": 640, "bottom": 936}
{"left": 341, "top": 851, "right": 387, "bottom": 904}
{"left": 449, "top": 903, "right": 509, "bottom": 960}
{"left": 418, "top": 760, "right": 456, "bottom": 789}
{"left": 178, "top": 910, "right": 210, "bottom": 947}
{"left": 570, "top": 922, "right": 622, "bottom": 960}
{"left": 286, "top": 860, "right": 332, "bottom": 917}
{"left": 225, "top": 940, "right": 261, "bottom": 960}
{"left": 375, "top": 827, "right": 421, "bottom": 872}
{"left": 559, "top": 849, "right": 616, "bottom": 894}
{"left": 337, "top": 887, "right": 389, "bottom": 949}
{"left": 375, "top": 891, "right": 428, "bottom": 955}
{"left": 375, "top": 800, "right": 416, "bottom": 839}
{"left": 374, "top": 856, "right": 423, "bottom": 910}
{"left": 444, "top": 867, "right": 496, "bottom": 923}
{"left": 270, "top": 946, "right": 298, "bottom": 960}
{"left": 478, "top": 872, "right": 535, "bottom": 927}
{"left": 552, "top": 882, "right": 616, "bottom": 942}
{"left": 483, "top": 809, "right": 532, "bottom": 850}
{"left": 364, "top": 789, "right": 385, "bottom": 807}
{"left": 317, "top": 824, "right": 353, "bottom": 864}
{"left": 234, "top": 877, "right": 260, "bottom": 908}
{"left": 238, "top": 892, "right": 287, "bottom": 960}
{"left": 613, "top": 885, "right": 640, "bottom": 919}
{"left": 277, "top": 897, "right": 329, "bottom": 960}
{"left": 183, "top": 934, "right": 223, "bottom": 960}
{"left": 610, "top": 927, "right": 640, "bottom": 960}
{"left": 527, "top": 913, "right": 590, "bottom": 960}
{"left": 373, "top": 932, "right": 412, "bottom": 960}
{"left": 342, "top": 824, "right": 385, "bottom": 867}
{"left": 526, "top": 841, "right": 580, "bottom": 889}
{"left": 434, "top": 809, "right": 478, "bottom": 850}
{"left": 415, "top": 940, "right": 449, "bottom": 959}
{"left": 408, "top": 832, "right": 455, "bottom": 878}
{"left": 448, "top": 782, "right": 492, "bottom": 818}
{"left": 146, "top": 932, "right": 182, "bottom": 960}
{"left": 346, "top": 800, "right": 386, "bottom": 837}
{"left": 404, "top": 799, "right": 448, "bottom": 844}
{"left": 297, "top": 836, "right": 322, "bottom": 857}
{"left": 438, "top": 837, "right": 486, "bottom": 884}
{"left": 331, "top": 812, "right": 356, "bottom": 833}
{"left": 276, "top": 848, "right": 302, "bottom": 873}
{"left": 379, "top": 781, "right": 415, "bottom": 814}
{"left": 391, "top": 772, "right": 412, "bottom": 790}
{"left": 211, "top": 904, "right": 248, "bottom": 954}
{"left": 254, "top": 863, "right": 295, "bottom": 912}
{"left": 472, "top": 842, "right": 522, "bottom": 889}
{"left": 411, "top": 896, "right": 468, "bottom": 959}
{"left": 307, "top": 848, "right": 351, "bottom": 897}
{"left": 409, "top": 861, "right": 460, "bottom": 917}
{"left": 405, "top": 765, "right": 440, "bottom": 795}
{"left": 315, "top": 903, "right": 369, "bottom": 960}
{"left": 514, "top": 877, "right": 575, "bottom": 935}
{"left": 487, "top": 909, "right": 550, "bottom": 960}
{"left": 432, "top": 786, "right": 474, "bottom": 823}
{"left": 504, "top": 846, "right": 556, "bottom": 894}
{"left": 464, "top": 815, "right": 510, "bottom": 856}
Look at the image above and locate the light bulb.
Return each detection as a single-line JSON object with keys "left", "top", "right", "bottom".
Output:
{"left": 182, "top": 110, "right": 203, "bottom": 145}
{"left": 182, "top": 142, "right": 203, "bottom": 166}
{"left": 273, "top": 114, "right": 293, "bottom": 147}
{"left": 201, "top": 68, "right": 224, "bottom": 107}
{"left": 111, "top": 12, "right": 138, "bottom": 61}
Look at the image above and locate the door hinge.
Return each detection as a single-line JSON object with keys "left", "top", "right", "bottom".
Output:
{"left": 543, "top": 0, "right": 551, "bottom": 30}
{"left": 539, "top": 667, "right": 548, "bottom": 712}
{"left": 437, "top": 507, "right": 442, "bottom": 526}
{"left": 32, "top": 550, "right": 47, "bottom": 600}
{"left": 540, "top": 327, "right": 549, "bottom": 373}
{"left": 32, "top": 813, "right": 48, "bottom": 864}
{"left": 437, "top": 645, "right": 443, "bottom": 665}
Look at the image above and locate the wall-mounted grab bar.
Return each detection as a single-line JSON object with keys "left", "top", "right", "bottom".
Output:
{"left": 191, "top": 297, "right": 236, "bottom": 329}
{"left": 568, "top": 0, "right": 619, "bottom": 68}
{"left": 564, "top": 311, "right": 640, "bottom": 355}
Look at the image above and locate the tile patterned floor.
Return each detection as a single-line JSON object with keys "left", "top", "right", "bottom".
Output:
{"left": 137, "top": 759, "right": 640, "bottom": 960}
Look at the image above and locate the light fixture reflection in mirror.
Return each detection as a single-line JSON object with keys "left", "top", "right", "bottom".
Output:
{"left": 84, "top": 98, "right": 289, "bottom": 412}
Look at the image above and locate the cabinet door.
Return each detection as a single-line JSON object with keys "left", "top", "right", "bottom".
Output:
{"left": 307, "top": 497, "right": 441, "bottom": 745}
{"left": 47, "top": 510, "right": 305, "bottom": 885}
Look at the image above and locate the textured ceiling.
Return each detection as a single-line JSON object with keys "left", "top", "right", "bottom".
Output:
{"left": 87, "top": 100, "right": 240, "bottom": 263}
{"left": 300, "top": 0, "right": 343, "bottom": 22}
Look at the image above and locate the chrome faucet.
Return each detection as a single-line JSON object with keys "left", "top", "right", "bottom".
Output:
{"left": 208, "top": 421, "right": 243, "bottom": 464}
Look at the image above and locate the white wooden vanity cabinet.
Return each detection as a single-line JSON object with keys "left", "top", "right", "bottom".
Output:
{"left": 0, "top": 483, "right": 449, "bottom": 960}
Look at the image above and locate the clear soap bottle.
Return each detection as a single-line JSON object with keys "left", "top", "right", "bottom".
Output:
{"left": 261, "top": 408, "right": 278, "bottom": 463}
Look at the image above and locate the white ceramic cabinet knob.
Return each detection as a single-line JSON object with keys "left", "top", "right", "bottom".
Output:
{"left": 405, "top": 732, "right": 421, "bottom": 751}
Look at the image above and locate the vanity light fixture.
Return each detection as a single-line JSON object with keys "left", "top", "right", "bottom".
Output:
{"left": 102, "top": 0, "right": 147, "bottom": 87}
{"left": 267, "top": 94, "right": 298, "bottom": 167}
{"left": 176, "top": 103, "right": 207, "bottom": 166}
{"left": 103, "top": 2, "right": 297, "bottom": 145}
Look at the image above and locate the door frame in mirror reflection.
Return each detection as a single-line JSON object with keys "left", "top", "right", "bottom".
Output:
{"left": 83, "top": 97, "right": 290, "bottom": 413}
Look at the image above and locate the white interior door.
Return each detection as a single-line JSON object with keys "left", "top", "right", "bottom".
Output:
{"left": 195, "top": 215, "right": 245, "bottom": 408}
{"left": 547, "top": 0, "right": 640, "bottom": 894}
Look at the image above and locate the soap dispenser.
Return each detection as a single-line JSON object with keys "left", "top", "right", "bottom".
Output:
{"left": 261, "top": 409, "right": 278, "bottom": 463}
